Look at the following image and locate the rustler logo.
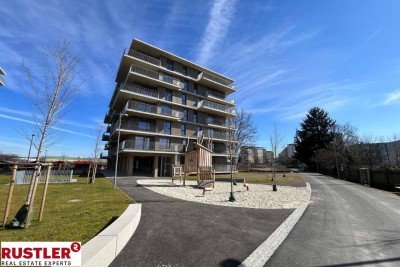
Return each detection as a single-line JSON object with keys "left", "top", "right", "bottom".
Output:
{"left": 1, "top": 242, "right": 81, "bottom": 266}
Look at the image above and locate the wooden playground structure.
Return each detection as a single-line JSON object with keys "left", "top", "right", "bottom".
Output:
{"left": 172, "top": 136, "right": 216, "bottom": 190}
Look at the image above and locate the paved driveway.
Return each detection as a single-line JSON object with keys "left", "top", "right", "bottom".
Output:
{"left": 110, "top": 177, "right": 295, "bottom": 267}
{"left": 267, "top": 173, "right": 400, "bottom": 267}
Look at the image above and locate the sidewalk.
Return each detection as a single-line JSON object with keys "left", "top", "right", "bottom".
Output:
{"left": 108, "top": 176, "right": 295, "bottom": 267}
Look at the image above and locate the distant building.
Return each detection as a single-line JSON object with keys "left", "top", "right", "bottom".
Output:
{"left": 359, "top": 140, "right": 400, "bottom": 167}
{"left": 279, "top": 144, "right": 295, "bottom": 161}
{"left": 240, "top": 146, "right": 272, "bottom": 165}
{"left": 0, "top": 67, "right": 6, "bottom": 86}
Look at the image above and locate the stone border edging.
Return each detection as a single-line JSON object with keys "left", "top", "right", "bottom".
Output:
{"left": 239, "top": 182, "right": 312, "bottom": 267}
{"left": 80, "top": 203, "right": 142, "bottom": 267}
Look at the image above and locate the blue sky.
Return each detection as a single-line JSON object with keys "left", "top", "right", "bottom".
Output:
{"left": 1, "top": 0, "right": 400, "bottom": 158}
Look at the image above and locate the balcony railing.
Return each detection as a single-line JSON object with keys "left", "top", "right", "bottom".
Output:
{"left": 207, "top": 90, "right": 225, "bottom": 100}
{"left": 120, "top": 83, "right": 159, "bottom": 99}
{"left": 199, "top": 72, "right": 236, "bottom": 89}
{"left": 126, "top": 100, "right": 180, "bottom": 119}
{"left": 130, "top": 65, "right": 183, "bottom": 88}
{"left": 197, "top": 100, "right": 235, "bottom": 114}
{"left": 120, "top": 121, "right": 157, "bottom": 133}
{"left": 128, "top": 50, "right": 161, "bottom": 66}
{"left": 213, "top": 147, "right": 230, "bottom": 154}
{"left": 205, "top": 118, "right": 227, "bottom": 127}
{"left": 202, "top": 130, "right": 228, "bottom": 140}
{"left": 120, "top": 140, "right": 183, "bottom": 152}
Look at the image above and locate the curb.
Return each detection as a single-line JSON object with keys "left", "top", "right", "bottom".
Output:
{"left": 239, "top": 182, "right": 312, "bottom": 267}
{"left": 80, "top": 203, "right": 142, "bottom": 267}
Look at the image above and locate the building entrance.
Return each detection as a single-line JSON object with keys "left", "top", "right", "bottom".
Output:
{"left": 158, "top": 156, "right": 172, "bottom": 177}
{"left": 133, "top": 156, "right": 153, "bottom": 176}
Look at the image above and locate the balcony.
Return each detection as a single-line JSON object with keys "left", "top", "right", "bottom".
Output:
{"left": 197, "top": 100, "right": 236, "bottom": 117}
{"left": 102, "top": 132, "right": 110, "bottom": 141}
{"left": 0, "top": 75, "right": 4, "bottom": 86}
{"left": 106, "top": 125, "right": 111, "bottom": 133}
{"left": 110, "top": 121, "right": 157, "bottom": 138}
{"left": 125, "top": 100, "right": 180, "bottom": 120}
{"left": 128, "top": 50, "right": 161, "bottom": 66}
{"left": 197, "top": 72, "right": 236, "bottom": 93}
{"left": 213, "top": 147, "right": 230, "bottom": 155}
{"left": 100, "top": 153, "right": 108, "bottom": 159}
{"left": 203, "top": 131, "right": 228, "bottom": 140}
{"left": 206, "top": 90, "right": 235, "bottom": 106}
{"left": 104, "top": 110, "right": 116, "bottom": 123}
{"left": 206, "top": 118, "right": 228, "bottom": 128}
{"left": 118, "top": 83, "right": 159, "bottom": 104}
{"left": 128, "top": 65, "right": 184, "bottom": 90}
{"left": 120, "top": 140, "right": 183, "bottom": 153}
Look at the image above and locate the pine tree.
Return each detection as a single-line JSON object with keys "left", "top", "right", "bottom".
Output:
{"left": 294, "top": 107, "right": 336, "bottom": 167}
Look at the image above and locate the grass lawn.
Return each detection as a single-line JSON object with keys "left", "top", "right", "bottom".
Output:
{"left": 186, "top": 171, "right": 305, "bottom": 185}
{"left": 0, "top": 174, "right": 134, "bottom": 244}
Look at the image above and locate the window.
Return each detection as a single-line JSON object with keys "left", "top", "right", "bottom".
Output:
{"left": 163, "top": 121, "right": 171, "bottom": 135}
{"left": 159, "top": 138, "right": 170, "bottom": 150}
{"left": 165, "top": 90, "right": 172, "bottom": 102}
{"left": 196, "top": 126, "right": 201, "bottom": 134}
{"left": 166, "top": 59, "right": 173, "bottom": 71}
{"left": 193, "top": 111, "right": 198, "bottom": 123}
{"left": 138, "top": 120, "right": 151, "bottom": 131}
{"left": 181, "top": 123, "right": 186, "bottom": 136}
{"left": 135, "top": 136, "right": 150, "bottom": 150}
{"left": 183, "top": 109, "right": 188, "bottom": 121}
{"left": 193, "top": 84, "right": 198, "bottom": 95}
{"left": 182, "top": 66, "right": 188, "bottom": 76}
{"left": 161, "top": 105, "right": 172, "bottom": 116}
{"left": 182, "top": 94, "right": 186, "bottom": 105}
{"left": 183, "top": 81, "right": 188, "bottom": 91}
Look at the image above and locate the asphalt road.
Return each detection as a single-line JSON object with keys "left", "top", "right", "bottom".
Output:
{"left": 110, "top": 177, "right": 295, "bottom": 267}
{"left": 267, "top": 173, "right": 400, "bottom": 267}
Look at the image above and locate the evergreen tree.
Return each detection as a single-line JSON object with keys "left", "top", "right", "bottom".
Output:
{"left": 294, "top": 107, "right": 336, "bottom": 166}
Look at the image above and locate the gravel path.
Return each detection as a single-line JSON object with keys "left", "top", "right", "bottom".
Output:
{"left": 137, "top": 179, "right": 310, "bottom": 209}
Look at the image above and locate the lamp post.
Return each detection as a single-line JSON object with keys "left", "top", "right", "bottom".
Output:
{"left": 114, "top": 112, "right": 127, "bottom": 188}
{"left": 228, "top": 107, "right": 235, "bottom": 202}
{"left": 27, "top": 134, "right": 35, "bottom": 163}
{"left": 44, "top": 150, "right": 48, "bottom": 162}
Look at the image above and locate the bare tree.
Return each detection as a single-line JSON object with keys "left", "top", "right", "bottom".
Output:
{"left": 350, "top": 134, "right": 384, "bottom": 169}
{"left": 89, "top": 124, "right": 105, "bottom": 184}
{"left": 233, "top": 108, "right": 258, "bottom": 156}
{"left": 20, "top": 41, "right": 82, "bottom": 204}
{"left": 331, "top": 123, "right": 359, "bottom": 176}
{"left": 269, "top": 122, "right": 283, "bottom": 181}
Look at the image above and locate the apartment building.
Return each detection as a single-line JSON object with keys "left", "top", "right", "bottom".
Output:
{"left": 0, "top": 67, "right": 5, "bottom": 86}
{"left": 103, "top": 39, "right": 236, "bottom": 177}
{"left": 240, "top": 146, "right": 272, "bottom": 165}
{"left": 279, "top": 144, "right": 295, "bottom": 160}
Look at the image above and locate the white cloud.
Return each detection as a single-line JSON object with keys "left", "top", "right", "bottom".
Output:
{"left": 0, "top": 113, "right": 93, "bottom": 138}
{"left": 196, "top": 0, "right": 237, "bottom": 65}
{"left": 384, "top": 89, "right": 400, "bottom": 105}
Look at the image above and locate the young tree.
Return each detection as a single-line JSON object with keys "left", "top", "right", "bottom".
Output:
{"left": 294, "top": 107, "right": 336, "bottom": 169}
{"left": 269, "top": 122, "right": 283, "bottom": 180}
{"left": 21, "top": 41, "right": 82, "bottom": 205}
{"left": 89, "top": 124, "right": 105, "bottom": 184}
